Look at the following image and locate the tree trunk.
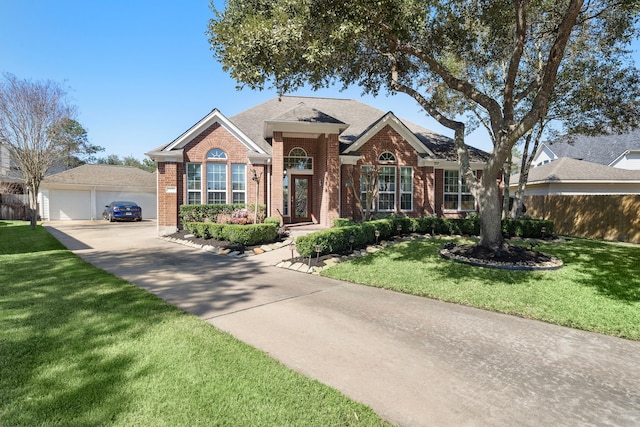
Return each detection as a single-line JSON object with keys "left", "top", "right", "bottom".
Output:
{"left": 28, "top": 182, "right": 39, "bottom": 228}
{"left": 478, "top": 166, "right": 503, "bottom": 249}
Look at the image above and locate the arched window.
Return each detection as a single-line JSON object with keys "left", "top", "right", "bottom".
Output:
{"left": 206, "top": 148, "right": 227, "bottom": 159}
{"left": 284, "top": 147, "right": 312, "bottom": 170}
{"left": 378, "top": 152, "right": 396, "bottom": 162}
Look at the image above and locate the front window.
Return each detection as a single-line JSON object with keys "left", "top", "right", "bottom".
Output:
{"left": 400, "top": 167, "right": 413, "bottom": 211}
{"left": 378, "top": 166, "right": 396, "bottom": 211}
{"left": 186, "top": 163, "right": 202, "bottom": 204}
{"left": 444, "top": 170, "right": 475, "bottom": 211}
{"left": 207, "top": 163, "right": 227, "bottom": 204}
{"left": 231, "top": 164, "right": 246, "bottom": 204}
{"left": 284, "top": 147, "right": 313, "bottom": 170}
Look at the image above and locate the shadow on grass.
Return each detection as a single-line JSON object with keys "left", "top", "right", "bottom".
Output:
{"left": 350, "top": 237, "right": 640, "bottom": 304}
{"left": 0, "top": 222, "right": 66, "bottom": 255}
{"left": 0, "top": 238, "right": 279, "bottom": 425}
{"left": 0, "top": 250, "right": 179, "bottom": 425}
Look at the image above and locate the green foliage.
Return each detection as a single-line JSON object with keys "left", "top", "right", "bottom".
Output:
{"left": 502, "top": 219, "right": 554, "bottom": 238}
{"left": 333, "top": 218, "right": 355, "bottom": 228}
{"left": 179, "top": 204, "right": 266, "bottom": 223}
{"left": 94, "top": 153, "right": 156, "bottom": 172}
{"left": 184, "top": 221, "right": 277, "bottom": 246}
{"left": 264, "top": 216, "right": 282, "bottom": 226}
{"left": 297, "top": 215, "right": 553, "bottom": 257}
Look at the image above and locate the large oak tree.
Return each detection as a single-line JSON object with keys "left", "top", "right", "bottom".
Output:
{"left": 208, "top": 0, "right": 639, "bottom": 249}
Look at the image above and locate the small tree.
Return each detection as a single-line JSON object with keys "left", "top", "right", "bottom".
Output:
{"left": 0, "top": 73, "right": 93, "bottom": 227}
{"left": 346, "top": 165, "right": 379, "bottom": 221}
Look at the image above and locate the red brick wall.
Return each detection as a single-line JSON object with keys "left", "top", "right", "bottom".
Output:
{"left": 157, "top": 162, "right": 179, "bottom": 232}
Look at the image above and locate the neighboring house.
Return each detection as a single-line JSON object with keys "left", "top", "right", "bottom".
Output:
{"left": 39, "top": 164, "right": 157, "bottom": 221}
{"left": 0, "top": 142, "right": 24, "bottom": 190}
{"left": 532, "top": 130, "right": 640, "bottom": 170}
{"left": 510, "top": 157, "right": 640, "bottom": 243}
{"left": 146, "top": 96, "right": 491, "bottom": 236}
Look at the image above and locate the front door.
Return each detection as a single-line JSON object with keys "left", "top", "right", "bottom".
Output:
{"left": 291, "top": 176, "right": 312, "bottom": 223}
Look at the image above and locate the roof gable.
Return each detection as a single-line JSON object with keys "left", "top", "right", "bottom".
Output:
{"left": 162, "top": 109, "right": 267, "bottom": 155}
{"left": 544, "top": 130, "right": 640, "bottom": 166}
{"left": 343, "top": 112, "right": 435, "bottom": 157}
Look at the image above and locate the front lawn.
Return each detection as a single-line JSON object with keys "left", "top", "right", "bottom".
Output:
{"left": 0, "top": 221, "right": 386, "bottom": 426}
{"left": 322, "top": 236, "right": 640, "bottom": 341}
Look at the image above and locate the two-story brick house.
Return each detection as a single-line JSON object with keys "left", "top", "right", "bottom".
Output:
{"left": 146, "top": 96, "right": 490, "bottom": 236}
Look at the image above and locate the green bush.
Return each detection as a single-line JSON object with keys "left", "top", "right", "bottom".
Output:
{"left": 264, "top": 216, "right": 281, "bottom": 226}
{"left": 295, "top": 215, "right": 554, "bottom": 257}
{"left": 502, "top": 219, "right": 554, "bottom": 238}
{"left": 333, "top": 218, "right": 355, "bottom": 228}
{"left": 179, "top": 204, "right": 267, "bottom": 223}
{"left": 183, "top": 222, "right": 277, "bottom": 246}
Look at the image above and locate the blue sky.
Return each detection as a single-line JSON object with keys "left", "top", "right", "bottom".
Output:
{"left": 1, "top": 2, "right": 637, "bottom": 162}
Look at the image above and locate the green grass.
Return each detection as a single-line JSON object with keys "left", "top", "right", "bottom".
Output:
{"left": 0, "top": 221, "right": 387, "bottom": 426}
{"left": 322, "top": 236, "right": 640, "bottom": 341}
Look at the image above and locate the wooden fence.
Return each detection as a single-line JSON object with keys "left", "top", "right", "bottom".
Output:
{"left": 523, "top": 194, "right": 640, "bottom": 244}
{"left": 0, "top": 194, "right": 29, "bottom": 221}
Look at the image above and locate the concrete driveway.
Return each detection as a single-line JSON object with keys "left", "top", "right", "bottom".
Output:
{"left": 45, "top": 220, "right": 640, "bottom": 427}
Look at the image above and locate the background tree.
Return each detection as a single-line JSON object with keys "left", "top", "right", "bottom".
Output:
{"left": 208, "top": 0, "right": 639, "bottom": 250}
{"left": 94, "top": 154, "right": 157, "bottom": 173}
{"left": 0, "top": 73, "right": 94, "bottom": 227}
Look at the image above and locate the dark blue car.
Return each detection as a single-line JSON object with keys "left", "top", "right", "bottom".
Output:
{"left": 103, "top": 201, "right": 142, "bottom": 222}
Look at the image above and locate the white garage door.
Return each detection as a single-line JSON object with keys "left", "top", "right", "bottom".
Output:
{"left": 96, "top": 191, "right": 157, "bottom": 219}
{"left": 49, "top": 190, "right": 92, "bottom": 220}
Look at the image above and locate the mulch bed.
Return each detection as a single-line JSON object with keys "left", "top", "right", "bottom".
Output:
{"left": 441, "top": 243, "right": 563, "bottom": 270}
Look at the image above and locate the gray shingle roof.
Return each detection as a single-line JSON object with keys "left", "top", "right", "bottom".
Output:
{"left": 513, "top": 157, "right": 640, "bottom": 184}
{"left": 42, "top": 164, "right": 156, "bottom": 188}
{"left": 156, "top": 96, "right": 488, "bottom": 162}
{"left": 546, "top": 130, "right": 640, "bottom": 165}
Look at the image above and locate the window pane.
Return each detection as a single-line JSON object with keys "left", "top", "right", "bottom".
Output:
{"left": 207, "top": 148, "right": 227, "bottom": 159}
{"left": 187, "top": 192, "right": 201, "bottom": 205}
{"left": 400, "top": 167, "right": 412, "bottom": 192}
{"left": 378, "top": 166, "right": 395, "bottom": 192}
{"left": 444, "top": 170, "right": 458, "bottom": 193}
{"left": 400, "top": 193, "right": 412, "bottom": 211}
{"left": 378, "top": 193, "right": 395, "bottom": 211}
{"left": 461, "top": 195, "right": 475, "bottom": 211}
{"left": 207, "top": 164, "right": 226, "bottom": 191}
{"left": 444, "top": 194, "right": 459, "bottom": 210}
{"left": 187, "top": 163, "right": 201, "bottom": 191}
{"left": 232, "top": 164, "right": 245, "bottom": 191}
{"left": 208, "top": 192, "right": 226, "bottom": 204}
{"left": 232, "top": 192, "right": 245, "bottom": 204}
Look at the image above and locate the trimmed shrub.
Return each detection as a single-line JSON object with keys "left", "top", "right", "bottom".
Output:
{"left": 296, "top": 215, "right": 555, "bottom": 257}
{"left": 503, "top": 219, "right": 554, "bottom": 238}
{"left": 179, "top": 204, "right": 266, "bottom": 224}
{"left": 264, "top": 216, "right": 281, "bottom": 226}
{"left": 333, "top": 218, "right": 355, "bottom": 228}
{"left": 183, "top": 222, "right": 277, "bottom": 246}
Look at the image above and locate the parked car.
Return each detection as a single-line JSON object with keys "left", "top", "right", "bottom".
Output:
{"left": 103, "top": 201, "right": 142, "bottom": 222}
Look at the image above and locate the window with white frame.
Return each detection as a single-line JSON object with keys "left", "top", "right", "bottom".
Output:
{"left": 444, "top": 169, "right": 475, "bottom": 211}
{"left": 284, "top": 147, "right": 312, "bottom": 170}
{"left": 207, "top": 163, "right": 227, "bottom": 204}
{"left": 379, "top": 151, "right": 396, "bottom": 163}
{"left": 231, "top": 164, "right": 246, "bottom": 204}
{"left": 378, "top": 166, "right": 396, "bottom": 211}
{"left": 207, "top": 148, "right": 227, "bottom": 159}
{"left": 186, "top": 163, "right": 202, "bottom": 204}
{"left": 400, "top": 166, "right": 413, "bottom": 211}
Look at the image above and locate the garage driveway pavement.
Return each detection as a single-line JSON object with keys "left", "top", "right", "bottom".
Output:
{"left": 45, "top": 221, "right": 640, "bottom": 427}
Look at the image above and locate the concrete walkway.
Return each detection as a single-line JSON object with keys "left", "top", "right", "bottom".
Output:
{"left": 45, "top": 221, "right": 640, "bottom": 427}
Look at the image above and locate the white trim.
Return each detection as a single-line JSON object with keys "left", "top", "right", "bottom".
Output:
{"left": 164, "top": 109, "right": 267, "bottom": 155}
{"left": 343, "top": 112, "right": 436, "bottom": 157}
{"left": 264, "top": 120, "right": 347, "bottom": 140}
{"left": 340, "top": 155, "right": 362, "bottom": 165}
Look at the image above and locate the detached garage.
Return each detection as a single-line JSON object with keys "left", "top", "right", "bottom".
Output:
{"left": 39, "top": 164, "right": 157, "bottom": 220}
